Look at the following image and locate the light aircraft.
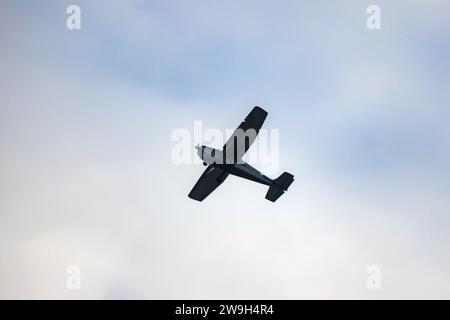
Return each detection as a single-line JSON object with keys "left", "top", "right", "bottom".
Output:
{"left": 188, "top": 106, "right": 294, "bottom": 202}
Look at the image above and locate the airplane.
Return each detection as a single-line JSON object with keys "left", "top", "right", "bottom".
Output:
{"left": 188, "top": 106, "right": 294, "bottom": 202}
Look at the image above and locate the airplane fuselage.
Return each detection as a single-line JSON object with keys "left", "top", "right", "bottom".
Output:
{"left": 214, "top": 162, "right": 273, "bottom": 187}
{"left": 197, "top": 145, "right": 274, "bottom": 187}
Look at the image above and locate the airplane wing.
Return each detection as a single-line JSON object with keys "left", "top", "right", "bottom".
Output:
{"left": 222, "top": 106, "right": 268, "bottom": 161}
{"left": 188, "top": 165, "right": 229, "bottom": 201}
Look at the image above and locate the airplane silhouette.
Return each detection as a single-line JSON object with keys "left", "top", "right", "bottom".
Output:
{"left": 188, "top": 106, "right": 294, "bottom": 202}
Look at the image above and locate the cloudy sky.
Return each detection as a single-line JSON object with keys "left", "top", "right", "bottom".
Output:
{"left": 1, "top": 0, "right": 450, "bottom": 299}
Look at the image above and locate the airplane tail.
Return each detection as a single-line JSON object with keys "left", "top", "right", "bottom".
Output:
{"left": 265, "top": 172, "right": 294, "bottom": 202}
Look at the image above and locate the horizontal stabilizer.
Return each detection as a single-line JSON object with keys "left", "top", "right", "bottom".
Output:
{"left": 273, "top": 172, "right": 294, "bottom": 191}
{"left": 265, "top": 185, "right": 285, "bottom": 202}
{"left": 265, "top": 172, "right": 294, "bottom": 202}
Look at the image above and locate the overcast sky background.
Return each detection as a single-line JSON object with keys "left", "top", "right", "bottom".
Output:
{"left": 1, "top": 0, "right": 450, "bottom": 299}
